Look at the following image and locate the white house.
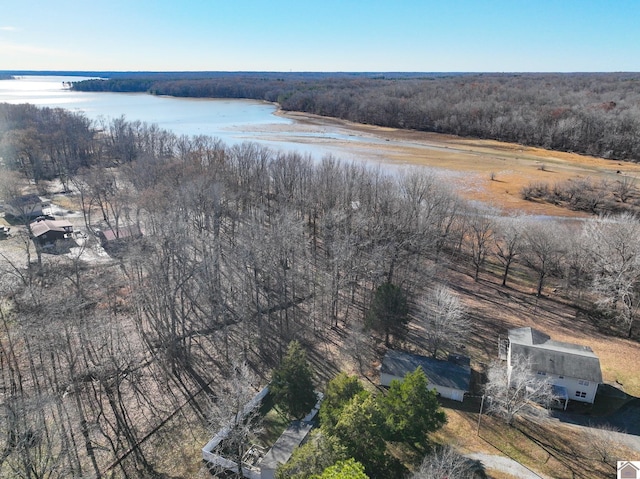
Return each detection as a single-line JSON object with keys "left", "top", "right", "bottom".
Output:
{"left": 380, "top": 350, "right": 471, "bottom": 402}
{"left": 507, "top": 327, "right": 602, "bottom": 405}
{"left": 5, "top": 194, "right": 52, "bottom": 220}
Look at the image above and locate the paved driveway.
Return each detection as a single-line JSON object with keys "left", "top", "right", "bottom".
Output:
{"left": 466, "top": 453, "right": 550, "bottom": 479}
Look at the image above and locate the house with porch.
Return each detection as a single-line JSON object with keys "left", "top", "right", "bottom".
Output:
{"left": 507, "top": 327, "right": 602, "bottom": 406}
{"left": 30, "top": 218, "right": 74, "bottom": 246}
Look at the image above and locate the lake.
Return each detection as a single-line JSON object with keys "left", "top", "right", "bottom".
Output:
{"left": 0, "top": 75, "right": 369, "bottom": 161}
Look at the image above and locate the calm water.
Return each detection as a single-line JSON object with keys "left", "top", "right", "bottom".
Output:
{"left": 0, "top": 75, "right": 352, "bottom": 159}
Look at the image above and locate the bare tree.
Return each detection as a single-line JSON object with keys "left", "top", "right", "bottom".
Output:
{"left": 417, "top": 285, "right": 469, "bottom": 358}
{"left": 411, "top": 445, "right": 485, "bottom": 479}
{"left": 584, "top": 213, "right": 640, "bottom": 337}
{"left": 612, "top": 175, "right": 637, "bottom": 204}
{"left": 522, "top": 221, "right": 566, "bottom": 297}
{"left": 465, "top": 209, "right": 495, "bottom": 282}
{"left": 585, "top": 423, "right": 623, "bottom": 467}
{"left": 484, "top": 355, "right": 553, "bottom": 425}
{"left": 207, "top": 360, "right": 262, "bottom": 478}
{"left": 494, "top": 214, "right": 525, "bottom": 287}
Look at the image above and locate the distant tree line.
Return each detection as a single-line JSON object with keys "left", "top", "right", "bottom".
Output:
{"left": 72, "top": 72, "right": 640, "bottom": 161}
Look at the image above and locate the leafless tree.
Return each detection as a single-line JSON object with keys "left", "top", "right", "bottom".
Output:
{"left": 465, "top": 208, "right": 495, "bottom": 282}
{"left": 522, "top": 221, "right": 566, "bottom": 296}
{"left": 584, "top": 423, "right": 622, "bottom": 467}
{"left": 207, "top": 360, "right": 263, "bottom": 479}
{"left": 612, "top": 175, "right": 637, "bottom": 204}
{"left": 494, "top": 214, "right": 526, "bottom": 287}
{"left": 484, "top": 355, "right": 553, "bottom": 425}
{"left": 411, "top": 445, "right": 485, "bottom": 479}
{"left": 583, "top": 213, "right": 640, "bottom": 337}
{"left": 417, "top": 285, "right": 469, "bottom": 358}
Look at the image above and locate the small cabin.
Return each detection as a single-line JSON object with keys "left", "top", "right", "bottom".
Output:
{"left": 97, "top": 224, "right": 143, "bottom": 246}
{"left": 30, "top": 218, "right": 74, "bottom": 245}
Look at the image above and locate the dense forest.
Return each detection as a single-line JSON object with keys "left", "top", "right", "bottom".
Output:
{"left": 1, "top": 103, "right": 639, "bottom": 478}
{"left": 71, "top": 72, "right": 640, "bottom": 161}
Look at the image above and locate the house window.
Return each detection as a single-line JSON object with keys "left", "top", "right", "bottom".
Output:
{"left": 578, "top": 380, "right": 589, "bottom": 386}
{"left": 575, "top": 391, "right": 586, "bottom": 398}
{"left": 537, "top": 371, "right": 546, "bottom": 376}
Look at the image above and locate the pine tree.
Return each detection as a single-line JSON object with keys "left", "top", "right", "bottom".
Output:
{"left": 271, "top": 341, "right": 317, "bottom": 419}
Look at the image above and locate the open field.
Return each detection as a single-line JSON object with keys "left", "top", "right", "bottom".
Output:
{"left": 275, "top": 110, "right": 640, "bottom": 217}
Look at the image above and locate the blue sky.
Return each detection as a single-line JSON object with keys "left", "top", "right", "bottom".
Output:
{"left": 1, "top": 0, "right": 638, "bottom": 72}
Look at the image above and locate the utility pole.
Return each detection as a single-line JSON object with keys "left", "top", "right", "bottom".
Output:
{"left": 476, "top": 394, "right": 486, "bottom": 435}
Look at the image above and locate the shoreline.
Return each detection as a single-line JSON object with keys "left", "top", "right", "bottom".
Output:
{"left": 273, "top": 109, "right": 640, "bottom": 217}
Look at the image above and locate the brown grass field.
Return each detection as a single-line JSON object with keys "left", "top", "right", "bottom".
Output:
{"left": 276, "top": 110, "right": 640, "bottom": 217}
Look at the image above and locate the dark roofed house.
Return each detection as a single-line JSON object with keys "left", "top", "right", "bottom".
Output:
{"left": 29, "top": 218, "right": 74, "bottom": 245}
{"left": 6, "top": 194, "right": 52, "bottom": 220}
{"left": 507, "top": 327, "right": 602, "bottom": 405}
{"left": 380, "top": 350, "right": 471, "bottom": 402}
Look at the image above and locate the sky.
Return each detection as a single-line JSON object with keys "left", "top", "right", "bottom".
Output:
{"left": 1, "top": 0, "right": 639, "bottom": 72}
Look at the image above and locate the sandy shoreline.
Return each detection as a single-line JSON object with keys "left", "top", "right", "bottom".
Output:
{"left": 270, "top": 109, "right": 640, "bottom": 217}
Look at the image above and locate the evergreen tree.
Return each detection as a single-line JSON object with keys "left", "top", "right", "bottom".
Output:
{"left": 380, "top": 367, "right": 446, "bottom": 444}
{"left": 332, "top": 394, "right": 389, "bottom": 477}
{"left": 276, "top": 432, "right": 347, "bottom": 479}
{"left": 271, "top": 340, "right": 317, "bottom": 419}
{"left": 318, "top": 458, "right": 369, "bottom": 479}
{"left": 319, "top": 373, "right": 365, "bottom": 435}
{"left": 365, "top": 282, "right": 409, "bottom": 346}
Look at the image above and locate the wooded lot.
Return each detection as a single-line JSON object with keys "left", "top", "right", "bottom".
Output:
{"left": 0, "top": 99, "right": 639, "bottom": 478}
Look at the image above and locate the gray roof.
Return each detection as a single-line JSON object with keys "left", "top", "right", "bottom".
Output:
{"left": 259, "top": 421, "right": 313, "bottom": 471}
{"left": 380, "top": 350, "right": 471, "bottom": 391}
{"left": 9, "top": 194, "right": 43, "bottom": 207}
{"left": 508, "top": 327, "right": 602, "bottom": 383}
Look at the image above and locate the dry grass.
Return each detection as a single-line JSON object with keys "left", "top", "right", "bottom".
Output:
{"left": 432, "top": 406, "right": 635, "bottom": 479}
{"left": 277, "top": 111, "right": 640, "bottom": 217}
{"left": 428, "top": 258, "right": 640, "bottom": 398}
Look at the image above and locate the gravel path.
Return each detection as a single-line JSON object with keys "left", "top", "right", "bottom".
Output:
{"left": 466, "top": 453, "right": 549, "bottom": 479}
